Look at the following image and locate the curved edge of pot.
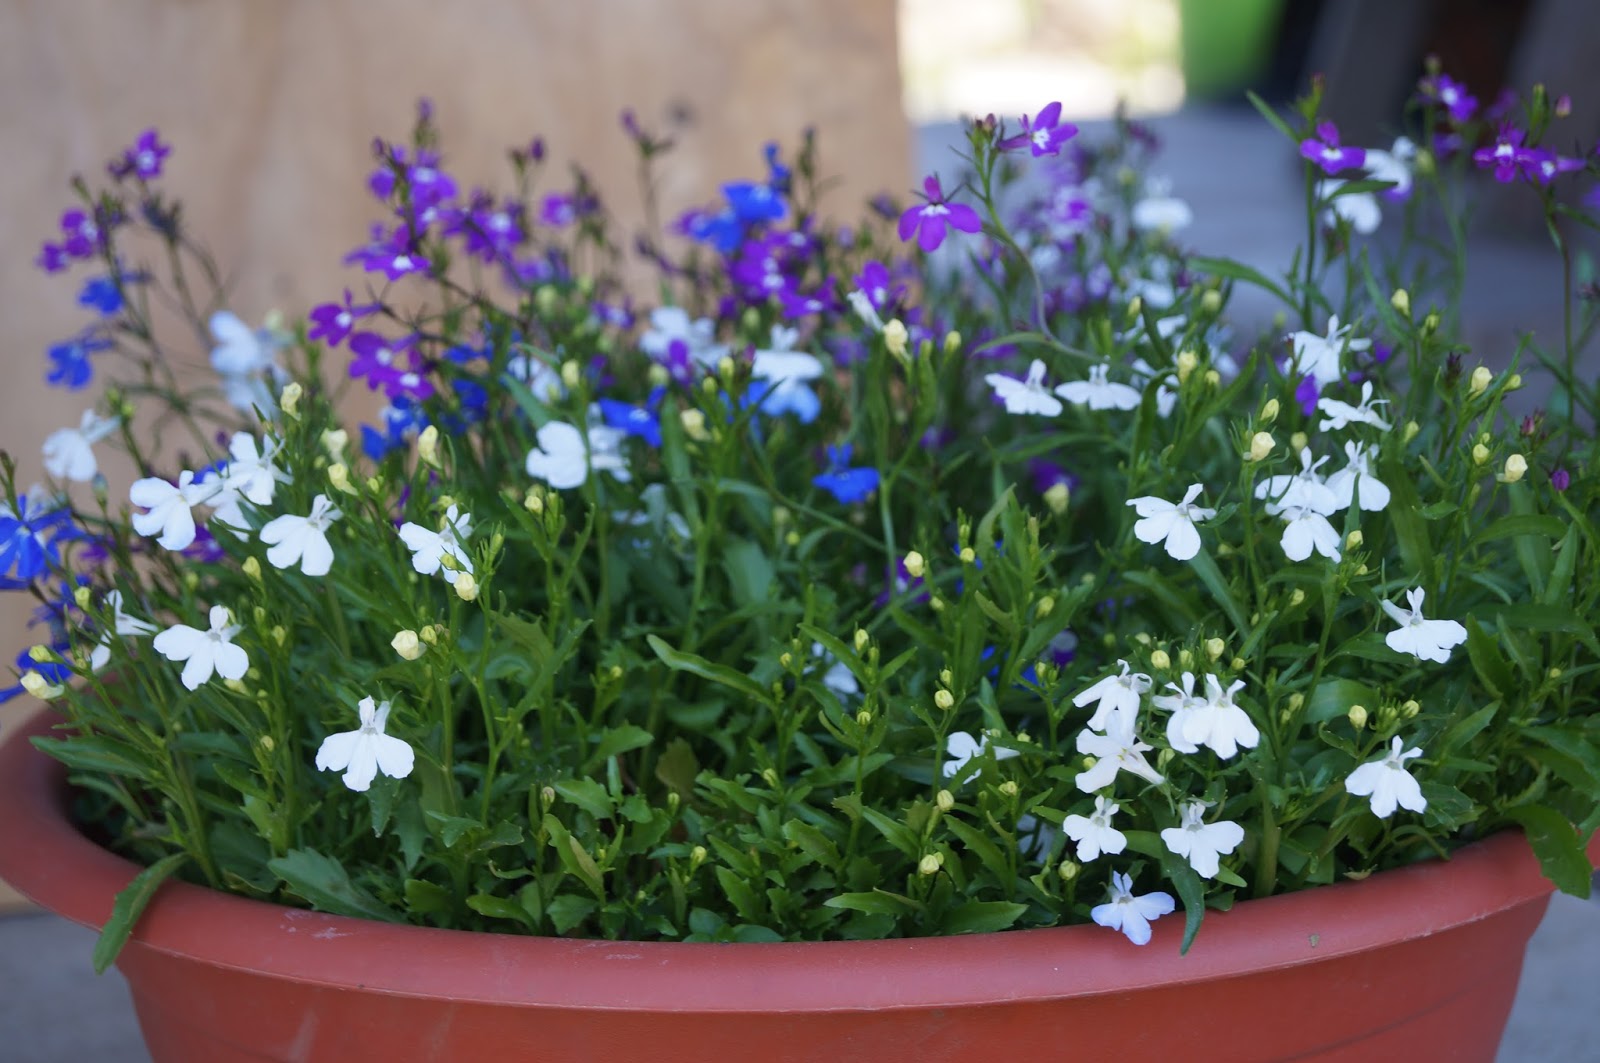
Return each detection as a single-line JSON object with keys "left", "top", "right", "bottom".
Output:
{"left": 0, "top": 708, "right": 1592, "bottom": 1015}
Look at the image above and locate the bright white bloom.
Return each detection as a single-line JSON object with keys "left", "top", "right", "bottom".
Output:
{"left": 1131, "top": 193, "right": 1194, "bottom": 235}
{"left": 985, "top": 359, "right": 1064, "bottom": 416}
{"left": 1091, "top": 870, "right": 1176, "bottom": 946}
{"left": 259, "top": 494, "right": 341, "bottom": 576}
{"left": 1364, "top": 136, "right": 1416, "bottom": 197}
{"left": 1345, "top": 736, "right": 1428, "bottom": 818}
{"left": 1055, "top": 364, "right": 1142, "bottom": 411}
{"left": 1062, "top": 795, "right": 1127, "bottom": 862}
{"left": 1317, "top": 381, "right": 1392, "bottom": 432}
{"left": 1152, "top": 671, "right": 1208, "bottom": 755}
{"left": 812, "top": 641, "right": 858, "bottom": 698}
{"left": 942, "top": 730, "right": 1020, "bottom": 780}
{"left": 505, "top": 353, "right": 566, "bottom": 402}
{"left": 1280, "top": 505, "right": 1343, "bottom": 563}
{"left": 1382, "top": 587, "right": 1467, "bottom": 663}
{"left": 129, "top": 471, "right": 213, "bottom": 551}
{"left": 1318, "top": 179, "right": 1381, "bottom": 235}
{"left": 88, "top": 590, "right": 158, "bottom": 672}
{"left": 209, "top": 310, "right": 284, "bottom": 413}
{"left": 1326, "top": 441, "right": 1391, "bottom": 512}
{"left": 1177, "top": 674, "right": 1261, "bottom": 760}
{"left": 1161, "top": 801, "right": 1246, "bottom": 878}
{"left": 42, "top": 410, "right": 119, "bottom": 482}
{"left": 397, "top": 505, "right": 474, "bottom": 585}
{"left": 1075, "top": 714, "right": 1164, "bottom": 792}
{"left": 524, "top": 419, "right": 632, "bottom": 490}
{"left": 846, "top": 290, "right": 885, "bottom": 332}
{"left": 1127, "top": 483, "right": 1214, "bottom": 562}
{"left": 1288, "top": 315, "right": 1371, "bottom": 388}
{"left": 639, "top": 306, "right": 727, "bottom": 370}
{"left": 152, "top": 605, "right": 249, "bottom": 691}
{"left": 206, "top": 433, "right": 290, "bottom": 528}
{"left": 1071, "top": 659, "right": 1152, "bottom": 733}
{"left": 1255, "top": 447, "right": 1338, "bottom": 516}
{"left": 1128, "top": 358, "right": 1179, "bottom": 418}
{"left": 752, "top": 327, "right": 824, "bottom": 387}
{"left": 315, "top": 696, "right": 416, "bottom": 793}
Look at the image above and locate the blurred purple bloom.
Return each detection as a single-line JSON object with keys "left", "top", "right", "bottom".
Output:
{"left": 898, "top": 175, "right": 983, "bottom": 252}
{"left": 541, "top": 193, "right": 577, "bottom": 227}
{"left": 1474, "top": 127, "right": 1538, "bottom": 183}
{"left": 46, "top": 333, "right": 112, "bottom": 390}
{"left": 1418, "top": 73, "right": 1478, "bottom": 124}
{"left": 1295, "top": 374, "right": 1320, "bottom": 417}
{"left": 309, "top": 289, "right": 379, "bottom": 347}
{"left": 111, "top": 129, "right": 171, "bottom": 181}
{"left": 1300, "top": 122, "right": 1366, "bottom": 175}
{"left": 1551, "top": 468, "right": 1571, "bottom": 492}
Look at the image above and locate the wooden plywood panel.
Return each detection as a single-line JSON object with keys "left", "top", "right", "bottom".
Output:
{"left": 0, "top": 0, "right": 909, "bottom": 910}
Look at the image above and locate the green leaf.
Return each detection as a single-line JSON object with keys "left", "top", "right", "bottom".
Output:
{"left": 553, "top": 778, "right": 615, "bottom": 820}
{"left": 1305, "top": 678, "right": 1378, "bottom": 724}
{"left": 647, "top": 634, "right": 771, "bottom": 706}
{"left": 545, "top": 894, "right": 598, "bottom": 934}
{"left": 1189, "top": 253, "right": 1293, "bottom": 307}
{"left": 543, "top": 815, "right": 606, "bottom": 900}
{"left": 823, "top": 890, "right": 923, "bottom": 916}
{"left": 1464, "top": 617, "right": 1515, "bottom": 700}
{"left": 584, "top": 725, "right": 653, "bottom": 772}
{"left": 721, "top": 538, "right": 775, "bottom": 610}
{"left": 267, "top": 848, "right": 399, "bottom": 922}
{"left": 1541, "top": 525, "right": 1582, "bottom": 609}
{"left": 654, "top": 737, "right": 700, "bottom": 798}
{"left": 714, "top": 866, "right": 766, "bottom": 923}
{"left": 1189, "top": 547, "right": 1249, "bottom": 637}
{"left": 938, "top": 900, "right": 1028, "bottom": 935}
{"left": 93, "top": 852, "right": 187, "bottom": 973}
{"left": 783, "top": 819, "right": 843, "bottom": 871}
{"left": 1502, "top": 805, "right": 1593, "bottom": 897}
{"left": 31, "top": 736, "right": 160, "bottom": 784}
{"left": 466, "top": 892, "right": 534, "bottom": 927}
{"left": 1419, "top": 782, "right": 1479, "bottom": 831}
{"left": 944, "top": 816, "right": 1014, "bottom": 884}
{"left": 403, "top": 878, "right": 453, "bottom": 916}
{"left": 1472, "top": 514, "right": 1566, "bottom": 544}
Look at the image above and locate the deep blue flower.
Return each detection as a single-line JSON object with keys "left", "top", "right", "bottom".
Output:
{"left": 686, "top": 209, "right": 744, "bottom": 254}
{"left": 813, "top": 444, "right": 879, "bottom": 504}
{"left": 46, "top": 334, "right": 112, "bottom": 390}
{"left": 723, "top": 181, "right": 786, "bottom": 225}
{"left": 361, "top": 399, "right": 429, "bottom": 461}
{"left": 598, "top": 395, "right": 663, "bottom": 448}
{"left": 77, "top": 276, "right": 124, "bottom": 316}
{"left": 0, "top": 494, "right": 75, "bottom": 586}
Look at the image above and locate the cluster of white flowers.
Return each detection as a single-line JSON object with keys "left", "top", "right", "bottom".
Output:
{"left": 524, "top": 418, "right": 630, "bottom": 490}
{"left": 128, "top": 432, "right": 291, "bottom": 552}
{"left": 1255, "top": 439, "right": 1388, "bottom": 563}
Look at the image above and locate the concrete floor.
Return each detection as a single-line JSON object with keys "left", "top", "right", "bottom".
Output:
{"left": 1, "top": 892, "right": 1597, "bottom": 1061}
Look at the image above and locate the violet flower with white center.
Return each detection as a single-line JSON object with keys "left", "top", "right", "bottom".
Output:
{"left": 259, "top": 494, "right": 341, "bottom": 577}
{"left": 308, "top": 289, "right": 378, "bottom": 347}
{"left": 315, "top": 696, "right": 415, "bottom": 793}
{"left": 1318, "top": 179, "right": 1381, "bottom": 235}
{"left": 1071, "top": 659, "right": 1151, "bottom": 733}
{"left": 1279, "top": 505, "right": 1343, "bottom": 563}
{"left": 397, "top": 505, "right": 474, "bottom": 585}
{"left": 524, "top": 420, "right": 631, "bottom": 491}
{"left": 42, "top": 410, "right": 119, "bottom": 483}
{"left": 1326, "top": 441, "right": 1391, "bottom": 512}
{"left": 1074, "top": 713, "right": 1163, "bottom": 793}
{"left": 1299, "top": 121, "right": 1366, "bottom": 175}
{"left": 1530, "top": 152, "right": 1584, "bottom": 186}
{"left": 1152, "top": 671, "right": 1207, "bottom": 755}
{"left": 151, "top": 605, "right": 248, "bottom": 691}
{"left": 897, "top": 174, "right": 983, "bottom": 253}
{"left": 1014, "top": 101, "right": 1078, "bottom": 158}
{"left": 1255, "top": 447, "right": 1339, "bottom": 517}
{"left": 1318, "top": 380, "right": 1391, "bottom": 433}
{"left": 1419, "top": 72, "right": 1478, "bottom": 123}
{"left": 1062, "top": 795, "right": 1127, "bottom": 862}
{"left": 129, "top": 471, "right": 215, "bottom": 551}
{"left": 942, "top": 730, "right": 1020, "bottom": 781}
{"left": 1127, "top": 483, "right": 1214, "bottom": 562}
{"left": 1381, "top": 588, "right": 1467, "bottom": 663}
{"left": 88, "top": 590, "right": 157, "bottom": 673}
{"left": 1055, "top": 363, "right": 1142, "bottom": 411}
{"left": 1177, "top": 674, "right": 1261, "bottom": 760}
{"left": 1474, "top": 126, "right": 1538, "bottom": 183}
{"left": 1345, "top": 736, "right": 1428, "bottom": 818}
{"left": 1091, "top": 870, "right": 1175, "bottom": 946}
{"left": 1160, "top": 801, "right": 1245, "bottom": 878}
{"left": 1288, "top": 314, "right": 1370, "bottom": 389}
{"left": 985, "top": 359, "right": 1064, "bottom": 417}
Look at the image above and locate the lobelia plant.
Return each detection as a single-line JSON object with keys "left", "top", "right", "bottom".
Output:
{"left": 6, "top": 64, "right": 1599, "bottom": 969}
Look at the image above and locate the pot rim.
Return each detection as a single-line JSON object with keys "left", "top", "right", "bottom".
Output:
{"left": 0, "top": 710, "right": 1586, "bottom": 1012}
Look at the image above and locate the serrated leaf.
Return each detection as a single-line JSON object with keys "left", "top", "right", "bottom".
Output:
{"left": 654, "top": 737, "right": 700, "bottom": 797}
{"left": 93, "top": 852, "right": 186, "bottom": 973}
{"left": 715, "top": 865, "right": 766, "bottom": 922}
{"left": 584, "top": 725, "right": 653, "bottom": 772}
{"left": 467, "top": 892, "right": 534, "bottom": 927}
{"left": 553, "top": 777, "right": 614, "bottom": 820}
{"left": 783, "top": 819, "right": 842, "bottom": 870}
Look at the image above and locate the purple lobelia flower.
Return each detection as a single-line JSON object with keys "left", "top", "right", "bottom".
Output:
{"left": 345, "top": 223, "right": 430, "bottom": 281}
{"left": 898, "top": 175, "right": 983, "bottom": 252}
{"left": 853, "top": 260, "right": 903, "bottom": 312}
{"left": 447, "top": 191, "right": 526, "bottom": 262}
{"left": 1527, "top": 151, "right": 1584, "bottom": 186}
{"left": 110, "top": 129, "right": 172, "bottom": 181}
{"left": 541, "top": 193, "right": 578, "bottom": 227}
{"left": 1551, "top": 468, "right": 1571, "bottom": 492}
{"left": 1474, "top": 127, "right": 1539, "bottom": 183}
{"left": 309, "top": 289, "right": 379, "bottom": 347}
{"left": 1010, "top": 101, "right": 1079, "bottom": 158}
{"left": 1300, "top": 122, "right": 1366, "bottom": 175}
{"left": 1417, "top": 73, "right": 1478, "bottom": 124}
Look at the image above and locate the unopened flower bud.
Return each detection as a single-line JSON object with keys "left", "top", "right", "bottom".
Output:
{"left": 1500, "top": 454, "right": 1527, "bottom": 483}
{"left": 1289, "top": 588, "right": 1306, "bottom": 606}
{"left": 1204, "top": 369, "right": 1221, "bottom": 388}
{"left": 1205, "top": 637, "right": 1225, "bottom": 661}
{"left": 919, "top": 853, "right": 943, "bottom": 876}
{"left": 320, "top": 428, "right": 348, "bottom": 461}
{"left": 761, "top": 767, "right": 780, "bottom": 787}
{"left": 1231, "top": 657, "right": 1246, "bottom": 671}
{"left": 1058, "top": 860, "right": 1080, "bottom": 882}
{"left": 392, "top": 629, "right": 424, "bottom": 660}
{"left": 1036, "top": 595, "right": 1055, "bottom": 619}
{"left": 454, "top": 572, "right": 479, "bottom": 602}
{"left": 778, "top": 651, "right": 793, "bottom": 670}
{"left": 855, "top": 709, "right": 872, "bottom": 727}
{"left": 903, "top": 550, "right": 925, "bottom": 578}
{"left": 224, "top": 677, "right": 247, "bottom": 693}
{"left": 420, "top": 625, "right": 440, "bottom": 645}
{"left": 20, "top": 671, "right": 63, "bottom": 700}
{"left": 328, "top": 462, "right": 355, "bottom": 495}
{"left": 1247, "top": 431, "right": 1275, "bottom": 462}
{"left": 1287, "top": 692, "right": 1305, "bottom": 713}
{"left": 959, "top": 547, "right": 976, "bottom": 564}
{"left": 1179, "top": 648, "right": 1195, "bottom": 670}
{"left": 1422, "top": 310, "right": 1440, "bottom": 335}
{"left": 1348, "top": 704, "right": 1368, "bottom": 729}
{"left": 1472, "top": 443, "right": 1490, "bottom": 466}
{"left": 1175, "top": 349, "right": 1198, "bottom": 383}
{"left": 689, "top": 844, "right": 708, "bottom": 868}
{"left": 279, "top": 382, "right": 303, "bottom": 419}
{"left": 680, "top": 408, "right": 709, "bottom": 441}
{"left": 1403, "top": 421, "right": 1420, "bottom": 443}
{"left": 936, "top": 789, "right": 955, "bottom": 812}
{"left": 883, "top": 319, "right": 909, "bottom": 358}
{"left": 1469, "top": 366, "right": 1493, "bottom": 397}
{"left": 1043, "top": 482, "right": 1070, "bottom": 514}
{"left": 1505, "top": 373, "right": 1522, "bottom": 391}
{"left": 416, "top": 425, "right": 441, "bottom": 468}
{"left": 271, "top": 625, "right": 287, "bottom": 647}
{"left": 998, "top": 780, "right": 1019, "bottom": 797}
{"left": 1290, "top": 431, "right": 1308, "bottom": 452}
{"left": 1127, "top": 296, "right": 1143, "bottom": 321}
{"left": 1391, "top": 289, "right": 1410, "bottom": 317}
{"left": 1150, "top": 649, "right": 1171, "bottom": 670}
{"left": 1345, "top": 530, "right": 1363, "bottom": 549}
{"left": 853, "top": 629, "right": 869, "bottom": 654}
{"left": 1261, "top": 398, "right": 1279, "bottom": 423}
{"left": 182, "top": 571, "right": 200, "bottom": 590}
{"left": 785, "top": 530, "right": 801, "bottom": 547}
{"left": 934, "top": 689, "right": 955, "bottom": 711}
{"left": 1200, "top": 289, "right": 1223, "bottom": 315}
{"left": 940, "top": 330, "right": 962, "bottom": 356}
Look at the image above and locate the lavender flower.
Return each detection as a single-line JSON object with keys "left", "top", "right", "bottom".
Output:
{"left": 898, "top": 175, "right": 983, "bottom": 252}
{"left": 1299, "top": 122, "right": 1366, "bottom": 175}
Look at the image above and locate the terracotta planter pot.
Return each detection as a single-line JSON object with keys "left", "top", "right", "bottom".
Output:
{"left": 0, "top": 711, "right": 1589, "bottom": 1063}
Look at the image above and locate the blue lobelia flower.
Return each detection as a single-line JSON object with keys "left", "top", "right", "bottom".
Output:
{"left": 812, "top": 444, "right": 880, "bottom": 504}
{"left": 0, "top": 493, "right": 75, "bottom": 587}
{"left": 723, "top": 180, "right": 786, "bottom": 225}
{"left": 77, "top": 276, "right": 125, "bottom": 316}
{"left": 598, "top": 394, "right": 663, "bottom": 448}
{"left": 746, "top": 378, "right": 821, "bottom": 425}
{"left": 361, "top": 398, "right": 430, "bottom": 461}
{"left": 46, "top": 333, "right": 113, "bottom": 390}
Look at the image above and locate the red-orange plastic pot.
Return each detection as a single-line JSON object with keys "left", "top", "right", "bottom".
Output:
{"left": 0, "top": 711, "right": 1589, "bottom": 1063}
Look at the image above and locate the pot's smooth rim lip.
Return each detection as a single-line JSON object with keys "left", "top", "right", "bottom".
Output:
{"left": 0, "top": 710, "right": 1586, "bottom": 1012}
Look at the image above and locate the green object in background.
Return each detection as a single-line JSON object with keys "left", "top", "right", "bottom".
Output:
{"left": 1180, "top": 0, "right": 1284, "bottom": 100}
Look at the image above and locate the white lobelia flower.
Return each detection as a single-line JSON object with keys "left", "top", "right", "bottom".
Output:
{"left": 315, "top": 696, "right": 416, "bottom": 793}
{"left": 89, "top": 589, "right": 158, "bottom": 672}
{"left": 1062, "top": 794, "right": 1128, "bottom": 862}
{"left": 1345, "top": 736, "right": 1428, "bottom": 818}
{"left": 151, "top": 605, "right": 249, "bottom": 691}
{"left": 1288, "top": 315, "right": 1371, "bottom": 388}
{"left": 524, "top": 420, "right": 632, "bottom": 490}
{"left": 397, "top": 504, "right": 474, "bottom": 585}
{"left": 812, "top": 641, "right": 859, "bottom": 698}
{"left": 1074, "top": 713, "right": 1164, "bottom": 793}
{"left": 1364, "top": 136, "right": 1416, "bottom": 198}
{"left": 1280, "top": 505, "right": 1343, "bottom": 563}
{"left": 1160, "top": 800, "right": 1246, "bottom": 878}
{"left": 209, "top": 310, "right": 284, "bottom": 413}
{"left": 1152, "top": 671, "right": 1208, "bottom": 755}
{"left": 42, "top": 410, "right": 120, "bottom": 483}
{"left": 1131, "top": 193, "right": 1194, "bottom": 235}
{"left": 1318, "top": 180, "right": 1381, "bottom": 235}
{"left": 985, "top": 359, "right": 1064, "bottom": 416}
{"left": 1317, "top": 380, "right": 1392, "bottom": 433}
{"left": 1255, "top": 447, "right": 1339, "bottom": 516}
{"left": 207, "top": 433, "right": 290, "bottom": 528}
{"left": 1128, "top": 358, "right": 1179, "bottom": 419}
{"left": 1326, "top": 440, "right": 1391, "bottom": 513}
{"left": 129, "top": 470, "right": 215, "bottom": 551}
{"left": 259, "top": 494, "right": 342, "bottom": 577}
{"left": 1071, "top": 659, "right": 1152, "bottom": 733}
{"left": 1055, "top": 364, "right": 1142, "bottom": 411}
{"left": 942, "top": 730, "right": 1021, "bottom": 781}
{"left": 752, "top": 327, "right": 824, "bottom": 387}
{"left": 1381, "top": 587, "right": 1467, "bottom": 663}
{"left": 1127, "top": 483, "right": 1215, "bottom": 562}
{"left": 1091, "top": 870, "right": 1176, "bottom": 946}
{"left": 505, "top": 353, "right": 566, "bottom": 403}
{"left": 1177, "top": 674, "right": 1261, "bottom": 760}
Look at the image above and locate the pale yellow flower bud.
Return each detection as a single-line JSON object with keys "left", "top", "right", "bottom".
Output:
{"left": 1287, "top": 692, "right": 1305, "bottom": 713}
{"left": 420, "top": 625, "right": 440, "bottom": 645}
{"left": 1469, "top": 366, "right": 1493, "bottom": 397}
{"left": 224, "top": 678, "right": 248, "bottom": 693}
{"left": 785, "top": 530, "right": 800, "bottom": 547}
{"left": 392, "top": 629, "right": 424, "bottom": 660}
{"left": 934, "top": 689, "right": 955, "bottom": 711}
{"left": 690, "top": 844, "right": 708, "bottom": 867}
{"left": 1150, "top": 649, "right": 1171, "bottom": 671}
{"left": 73, "top": 585, "right": 93, "bottom": 609}
{"left": 1205, "top": 637, "right": 1225, "bottom": 661}
{"left": 279, "top": 382, "right": 303, "bottom": 419}
{"left": 647, "top": 363, "right": 670, "bottom": 388}
{"left": 1290, "top": 588, "right": 1306, "bottom": 606}
{"left": 1390, "top": 289, "right": 1410, "bottom": 317}
{"left": 939, "top": 670, "right": 954, "bottom": 686}
{"left": 1058, "top": 860, "right": 1080, "bottom": 882}
{"left": 1290, "top": 431, "right": 1308, "bottom": 452}
{"left": 271, "top": 625, "right": 288, "bottom": 647}
{"left": 1500, "top": 454, "right": 1527, "bottom": 483}
{"left": 680, "top": 408, "right": 709, "bottom": 441}
{"left": 1247, "top": 431, "right": 1275, "bottom": 462}
{"left": 1348, "top": 704, "right": 1368, "bottom": 729}
{"left": 416, "top": 425, "right": 441, "bottom": 468}
{"left": 919, "top": 853, "right": 943, "bottom": 876}
{"left": 855, "top": 709, "right": 873, "bottom": 727}
{"left": 1404, "top": 421, "right": 1420, "bottom": 443}
{"left": 1204, "top": 369, "right": 1221, "bottom": 387}
{"left": 1506, "top": 373, "right": 1523, "bottom": 391}
{"left": 1346, "top": 530, "right": 1364, "bottom": 549}
{"left": 328, "top": 462, "right": 355, "bottom": 495}
{"left": 853, "top": 629, "right": 870, "bottom": 654}
{"left": 1472, "top": 443, "right": 1491, "bottom": 466}
{"left": 998, "top": 780, "right": 1019, "bottom": 797}
{"left": 936, "top": 789, "right": 955, "bottom": 812}
{"left": 943, "top": 330, "right": 962, "bottom": 355}
{"left": 454, "top": 572, "right": 479, "bottom": 602}
{"left": 561, "top": 360, "right": 582, "bottom": 389}
{"left": 1178, "top": 648, "right": 1195, "bottom": 670}
{"left": 1127, "top": 296, "right": 1143, "bottom": 321}
{"left": 320, "top": 428, "right": 348, "bottom": 461}
{"left": 1261, "top": 398, "right": 1280, "bottom": 423}
{"left": 1044, "top": 482, "right": 1070, "bottom": 514}
{"left": 1231, "top": 657, "right": 1247, "bottom": 671}
{"left": 959, "top": 547, "right": 976, "bottom": 564}
{"left": 1401, "top": 699, "right": 1420, "bottom": 718}
{"left": 1175, "top": 349, "right": 1198, "bottom": 384}
{"left": 20, "top": 671, "right": 63, "bottom": 700}
{"left": 1200, "top": 289, "right": 1223, "bottom": 315}
{"left": 1036, "top": 596, "right": 1055, "bottom": 619}
{"left": 903, "top": 550, "right": 926, "bottom": 579}
{"left": 883, "top": 319, "right": 909, "bottom": 359}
